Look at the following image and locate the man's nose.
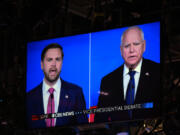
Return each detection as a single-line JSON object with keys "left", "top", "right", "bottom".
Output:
{"left": 129, "top": 45, "right": 134, "bottom": 53}
{"left": 51, "top": 60, "right": 56, "bottom": 66}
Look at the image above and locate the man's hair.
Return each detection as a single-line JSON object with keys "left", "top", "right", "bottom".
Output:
{"left": 121, "top": 26, "right": 144, "bottom": 45}
{"left": 41, "top": 43, "right": 64, "bottom": 61}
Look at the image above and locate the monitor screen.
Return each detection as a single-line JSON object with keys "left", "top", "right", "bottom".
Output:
{"left": 26, "top": 21, "right": 161, "bottom": 129}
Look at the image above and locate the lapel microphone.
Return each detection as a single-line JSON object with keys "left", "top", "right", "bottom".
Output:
{"left": 50, "top": 93, "right": 54, "bottom": 99}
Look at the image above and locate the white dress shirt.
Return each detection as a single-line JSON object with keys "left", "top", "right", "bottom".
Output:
{"left": 42, "top": 77, "right": 61, "bottom": 124}
{"left": 123, "top": 59, "right": 142, "bottom": 100}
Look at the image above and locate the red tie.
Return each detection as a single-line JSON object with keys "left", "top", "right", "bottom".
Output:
{"left": 46, "top": 88, "right": 55, "bottom": 127}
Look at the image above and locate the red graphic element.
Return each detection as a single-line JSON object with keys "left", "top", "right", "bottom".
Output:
{"left": 32, "top": 115, "right": 39, "bottom": 121}
{"left": 89, "top": 106, "right": 97, "bottom": 123}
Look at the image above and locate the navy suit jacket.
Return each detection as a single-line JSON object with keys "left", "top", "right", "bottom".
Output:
{"left": 26, "top": 79, "right": 88, "bottom": 128}
{"left": 95, "top": 59, "right": 161, "bottom": 123}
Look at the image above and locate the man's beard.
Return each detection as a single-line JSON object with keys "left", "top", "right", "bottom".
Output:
{"left": 44, "top": 70, "right": 60, "bottom": 83}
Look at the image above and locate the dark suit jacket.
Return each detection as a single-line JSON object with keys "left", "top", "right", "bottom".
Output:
{"left": 95, "top": 59, "right": 161, "bottom": 123}
{"left": 26, "top": 79, "right": 88, "bottom": 129}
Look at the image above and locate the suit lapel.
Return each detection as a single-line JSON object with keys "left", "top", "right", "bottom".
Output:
{"left": 120, "top": 66, "right": 125, "bottom": 103}
{"left": 135, "top": 59, "right": 150, "bottom": 103}
{"left": 38, "top": 83, "right": 45, "bottom": 114}
{"left": 56, "top": 80, "right": 71, "bottom": 126}
{"left": 58, "top": 80, "right": 66, "bottom": 113}
{"left": 34, "top": 83, "right": 46, "bottom": 127}
{"left": 114, "top": 66, "right": 125, "bottom": 104}
{"left": 31, "top": 83, "right": 45, "bottom": 115}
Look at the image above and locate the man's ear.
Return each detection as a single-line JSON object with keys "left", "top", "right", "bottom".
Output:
{"left": 41, "top": 61, "right": 43, "bottom": 70}
{"left": 120, "top": 45, "right": 123, "bottom": 56}
{"left": 143, "top": 40, "right": 146, "bottom": 52}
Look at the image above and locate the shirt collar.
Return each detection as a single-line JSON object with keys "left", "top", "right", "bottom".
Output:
{"left": 43, "top": 77, "right": 61, "bottom": 94}
{"left": 123, "top": 58, "right": 143, "bottom": 76}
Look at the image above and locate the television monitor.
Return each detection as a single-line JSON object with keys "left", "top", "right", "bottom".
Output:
{"left": 26, "top": 21, "right": 161, "bottom": 129}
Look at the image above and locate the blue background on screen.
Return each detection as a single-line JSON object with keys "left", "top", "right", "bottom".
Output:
{"left": 27, "top": 34, "right": 90, "bottom": 109}
{"left": 27, "top": 21, "right": 160, "bottom": 109}
{"left": 90, "top": 22, "right": 160, "bottom": 107}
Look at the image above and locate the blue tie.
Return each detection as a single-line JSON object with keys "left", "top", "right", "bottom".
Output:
{"left": 126, "top": 70, "right": 136, "bottom": 118}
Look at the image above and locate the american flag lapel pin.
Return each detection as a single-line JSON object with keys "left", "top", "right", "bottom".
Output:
{"left": 65, "top": 94, "right": 69, "bottom": 99}
{"left": 145, "top": 72, "right": 150, "bottom": 76}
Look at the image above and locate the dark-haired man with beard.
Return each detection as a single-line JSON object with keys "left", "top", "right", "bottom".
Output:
{"left": 27, "top": 43, "right": 88, "bottom": 128}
